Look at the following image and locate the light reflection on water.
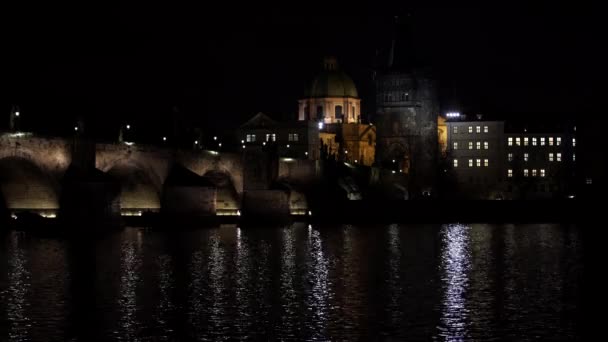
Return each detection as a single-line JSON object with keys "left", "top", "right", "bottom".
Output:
{"left": 0, "top": 223, "right": 584, "bottom": 340}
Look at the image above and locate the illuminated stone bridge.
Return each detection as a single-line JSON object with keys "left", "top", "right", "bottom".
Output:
{"left": 0, "top": 132, "right": 319, "bottom": 220}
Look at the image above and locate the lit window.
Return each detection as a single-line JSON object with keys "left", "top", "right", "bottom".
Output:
{"left": 476, "top": 159, "right": 481, "bottom": 167}
{"left": 549, "top": 137, "right": 554, "bottom": 146}
{"left": 508, "top": 137, "right": 513, "bottom": 146}
{"left": 469, "top": 141, "right": 473, "bottom": 150}
{"left": 572, "top": 138, "right": 576, "bottom": 147}
{"left": 557, "top": 153, "right": 561, "bottom": 162}
{"left": 468, "top": 126, "right": 473, "bottom": 133}
{"left": 266, "top": 133, "right": 276, "bottom": 142}
{"left": 476, "top": 141, "right": 481, "bottom": 150}
{"left": 524, "top": 137, "right": 529, "bottom": 146}
{"left": 557, "top": 137, "right": 561, "bottom": 146}
{"left": 484, "top": 141, "right": 488, "bottom": 149}
{"left": 516, "top": 137, "right": 521, "bottom": 146}
{"left": 524, "top": 169, "right": 529, "bottom": 177}
{"left": 541, "top": 137, "right": 546, "bottom": 146}
{"left": 549, "top": 153, "right": 554, "bottom": 162}
{"left": 586, "top": 178, "right": 592, "bottom": 185}
{"left": 573, "top": 153, "right": 576, "bottom": 162}
{"left": 453, "top": 142, "right": 458, "bottom": 150}
{"left": 508, "top": 169, "right": 513, "bottom": 178}
{"left": 524, "top": 153, "right": 529, "bottom": 162}
{"left": 246, "top": 134, "right": 256, "bottom": 142}
{"left": 469, "top": 159, "right": 473, "bottom": 167}
{"left": 484, "top": 159, "right": 489, "bottom": 167}
{"left": 484, "top": 126, "right": 489, "bottom": 133}
{"left": 541, "top": 169, "right": 546, "bottom": 177}
{"left": 288, "top": 133, "right": 299, "bottom": 142}
{"left": 532, "top": 169, "right": 537, "bottom": 177}
{"left": 476, "top": 126, "right": 481, "bottom": 133}
{"left": 453, "top": 126, "right": 458, "bottom": 134}
{"left": 508, "top": 153, "right": 513, "bottom": 162}
{"left": 453, "top": 159, "right": 458, "bottom": 167}
{"left": 532, "top": 137, "right": 537, "bottom": 146}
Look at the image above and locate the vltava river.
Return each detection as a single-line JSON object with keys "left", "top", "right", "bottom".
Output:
{"left": 0, "top": 223, "right": 584, "bottom": 340}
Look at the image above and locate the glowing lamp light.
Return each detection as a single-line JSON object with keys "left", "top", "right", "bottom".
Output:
{"left": 126, "top": 124, "right": 131, "bottom": 130}
{"left": 241, "top": 140, "right": 245, "bottom": 144}
{"left": 392, "top": 170, "right": 396, "bottom": 174}
{"left": 74, "top": 126, "right": 78, "bottom": 131}
{"left": 446, "top": 112, "right": 461, "bottom": 118}
{"left": 218, "top": 143, "right": 222, "bottom": 147}
{"left": 11, "top": 213, "right": 17, "bottom": 220}
{"left": 15, "top": 111, "right": 20, "bottom": 117}
{"left": 194, "top": 140, "right": 198, "bottom": 145}
{"left": 308, "top": 211, "right": 312, "bottom": 216}
{"left": 345, "top": 150, "right": 348, "bottom": 154}
{"left": 355, "top": 159, "right": 358, "bottom": 163}
{"left": 318, "top": 122, "right": 324, "bottom": 129}
{"left": 305, "top": 151, "right": 308, "bottom": 156}
{"left": 262, "top": 142, "right": 266, "bottom": 146}
{"left": 392, "top": 159, "right": 396, "bottom": 163}
{"left": 287, "top": 144, "right": 290, "bottom": 148}
{"left": 237, "top": 210, "right": 241, "bottom": 216}
{"left": 399, "top": 169, "right": 403, "bottom": 173}
{"left": 242, "top": 145, "right": 246, "bottom": 149}
{"left": 213, "top": 136, "right": 217, "bottom": 140}
{"left": 125, "top": 142, "right": 134, "bottom": 146}
{"left": 163, "top": 137, "right": 167, "bottom": 141}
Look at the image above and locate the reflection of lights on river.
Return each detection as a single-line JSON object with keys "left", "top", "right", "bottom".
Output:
{"left": 6, "top": 232, "right": 31, "bottom": 341}
{"left": 306, "top": 225, "right": 329, "bottom": 340}
{"left": 118, "top": 231, "right": 142, "bottom": 340}
{"left": 438, "top": 223, "right": 471, "bottom": 340}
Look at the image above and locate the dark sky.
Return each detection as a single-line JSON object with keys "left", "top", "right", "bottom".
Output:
{"left": 2, "top": 2, "right": 600, "bottom": 139}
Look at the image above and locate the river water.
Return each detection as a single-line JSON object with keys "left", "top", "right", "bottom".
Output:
{"left": 0, "top": 223, "right": 584, "bottom": 340}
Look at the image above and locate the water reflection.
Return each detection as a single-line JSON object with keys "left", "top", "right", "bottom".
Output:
{"left": 277, "top": 225, "right": 298, "bottom": 338}
{"left": 305, "top": 225, "right": 330, "bottom": 340}
{"left": 438, "top": 223, "right": 471, "bottom": 340}
{"left": 117, "top": 230, "right": 142, "bottom": 341}
{"left": 6, "top": 232, "right": 31, "bottom": 342}
{"left": 155, "top": 254, "right": 173, "bottom": 340}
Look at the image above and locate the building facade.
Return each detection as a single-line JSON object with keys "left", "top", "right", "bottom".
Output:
{"left": 445, "top": 115, "right": 577, "bottom": 199}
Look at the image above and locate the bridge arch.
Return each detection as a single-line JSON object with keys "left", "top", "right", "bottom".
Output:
{"left": 104, "top": 159, "right": 161, "bottom": 213}
{"left": 0, "top": 156, "right": 60, "bottom": 214}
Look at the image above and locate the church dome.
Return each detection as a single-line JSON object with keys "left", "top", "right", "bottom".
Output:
{"left": 304, "top": 57, "right": 359, "bottom": 98}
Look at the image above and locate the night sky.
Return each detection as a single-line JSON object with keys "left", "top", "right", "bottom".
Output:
{"left": 3, "top": 3, "right": 600, "bottom": 139}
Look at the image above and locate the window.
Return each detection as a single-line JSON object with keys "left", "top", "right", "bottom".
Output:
{"left": 266, "top": 133, "right": 276, "bottom": 142}
{"left": 288, "top": 133, "right": 299, "bottom": 142}
{"left": 476, "top": 126, "right": 481, "bottom": 133}
{"left": 508, "top": 169, "right": 513, "bottom": 178}
{"left": 541, "top": 137, "right": 546, "bottom": 146}
{"left": 484, "top": 159, "right": 489, "bottom": 167}
{"left": 586, "top": 178, "right": 592, "bottom": 185}
{"left": 557, "top": 153, "right": 562, "bottom": 162}
{"left": 508, "top": 137, "right": 513, "bottom": 146}
{"left": 524, "top": 137, "right": 529, "bottom": 146}
{"left": 508, "top": 153, "right": 513, "bottom": 162}
{"left": 484, "top": 141, "right": 489, "bottom": 150}
{"left": 549, "top": 153, "right": 554, "bottom": 162}
{"left": 532, "top": 169, "right": 537, "bottom": 177}
{"left": 469, "top": 141, "right": 473, "bottom": 150}
{"left": 524, "top": 153, "right": 529, "bottom": 162}
{"left": 573, "top": 153, "right": 576, "bottom": 162}
{"left": 524, "top": 169, "right": 529, "bottom": 177}
{"left": 532, "top": 137, "right": 537, "bottom": 146}
{"left": 468, "top": 126, "right": 473, "bottom": 133}
{"left": 516, "top": 137, "right": 521, "bottom": 146}
{"left": 549, "top": 137, "right": 554, "bottom": 146}
{"left": 541, "top": 169, "right": 546, "bottom": 177}
{"left": 453, "top": 159, "right": 458, "bottom": 167}
{"left": 476, "top": 159, "right": 481, "bottom": 167}
{"left": 572, "top": 138, "right": 576, "bottom": 147}
{"left": 247, "top": 134, "right": 257, "bottom": 142}
{"left": 484, "top": 126, "right": 489, "bottom": 133}
{"left": 453, "top": 142, "right": 458, "bottom": 150}
{"left": 453, "top": 126, "right": 458, "bottom": 134}
{"left": 556, "top": 137, "right": 561, "bottom": 146}
{"left": 335, "top": 105, "right": 343, "bottom": 119}
{"left": 476, "top": 141, "right": 481, "bottom": 150}
{"left": 469, "top": 159, "right": 473, "bottom": 167}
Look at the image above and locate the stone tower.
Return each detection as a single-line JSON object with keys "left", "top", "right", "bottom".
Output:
{"left": 374, "top": 16, "right": 439, "bottom": 196}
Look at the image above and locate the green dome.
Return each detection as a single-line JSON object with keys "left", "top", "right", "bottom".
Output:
{"left": 304, "top": 57, "right": 359, "bottom": 98}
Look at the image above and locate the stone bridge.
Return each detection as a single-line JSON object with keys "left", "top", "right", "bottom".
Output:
{"left": 0, "top": 132, "right": 244, "bottom": 217}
